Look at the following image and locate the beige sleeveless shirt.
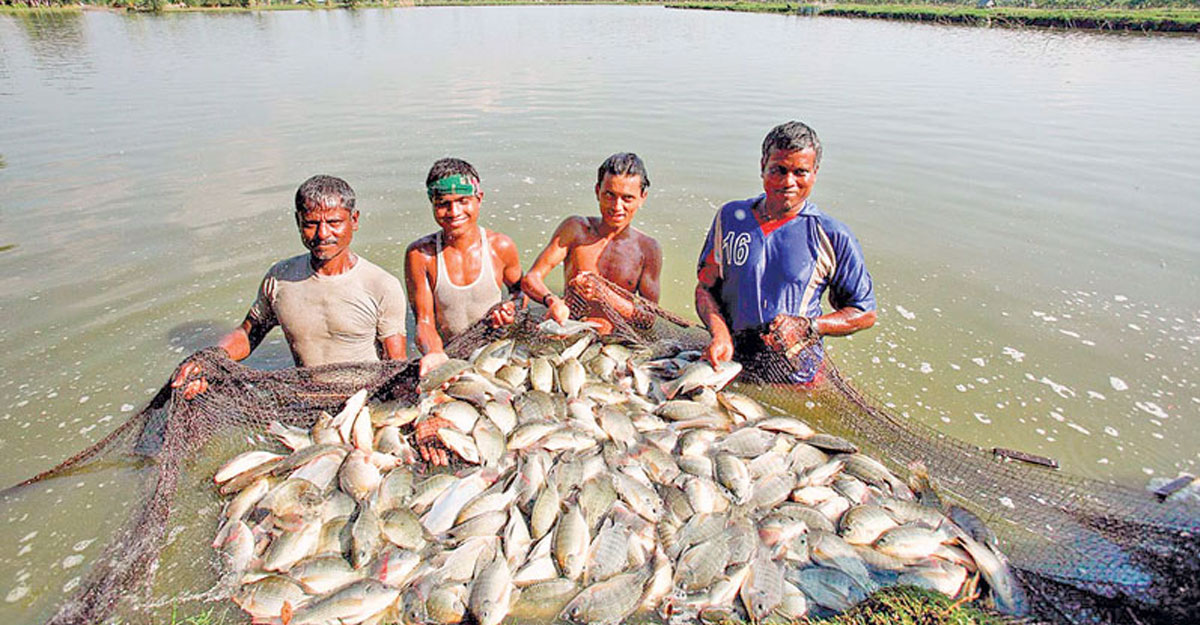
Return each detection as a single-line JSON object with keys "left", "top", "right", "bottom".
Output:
{"left": 434, "top": 227, "right": 504, "bottom": 342}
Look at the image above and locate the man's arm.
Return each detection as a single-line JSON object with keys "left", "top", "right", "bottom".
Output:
{"left": 696, "top": 256, "right": 733, "bottom": 367}
{"left": 171, "top": 315, "right": 271, "bottom": 399}
{"left": 380, "top": 333, "right": 407, "bottom": 360}
{"left": 488, "top": 232, "right": 523, "bottom": 327}
{"left": 404, "top": 240, "right": 448, "bottom": 376}
{"left": 812, "top": 306, "right": 876, "bottom": 337}
{"left": 521, "top": 217, "right": 580, "bottom": 324}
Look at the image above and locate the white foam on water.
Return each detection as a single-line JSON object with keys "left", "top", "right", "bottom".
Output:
{"left": 18, "top": 532, "right": 36, "bottom": 543}
{"left": 62, "top": 555, "right": 83, "bottom": 569}
{"left": 4, "top": 585, "right": 28, "bottom": 603}
{"left": 1098, "top": 458, "right": 1110, "bottom": 464}
{"left": 973, "top": 413, "right": 991, "bottom": 424}
{"left": 895, "top": 305, "right": 916, "bottom": 320}
{"left": 1110, "top": 376, "right": 1128, "bottom": 391}
{"left": 62, "top": 576, "right": 80, "bottom": 594}
{"left": 1104, "top": 426, "right": 1120, "bottom": 437}
{"left": 1135, "top": 401, "right": 1169, "bottom": 420}
{"left": 972, "top": 357, "right": 986, "bottom": 367}
{"left": 1067, "top": 423, "right": 1091, "bottom": 435}
{"left": 1087, "top": 391, "right": 1106, "bottom": 400}
{"left": 1038, "top": 376, "right": 1077, "bottom": 398}
{"left": 999, "top": 497, "right": 1015, "bottom": 509}
{"left": 1059, "top": 329, "right": 1080, "bottom": 338}
{"left": 1128, "top": 323, "right": 1142, "bottom": 331}
{"left": 1143, "top": 467, "right": 1155, "bottom": 475}
{"left": 1114, "top": 295, "right": 1128, "bottom": 302}
{"left": 1049, "top": 411, "right": 1065, "bottom": 422}
{"left": 120, "top": 403, "right": 135, "bottom": 412}
{"left": 919, "top": 362, "right": 933, "bottom": 374}
{"left": 1002, "top": 347, "right": 1025, "bottom": 362}
{"left": 955, "top": 384, "right": 967, "bottom": 393}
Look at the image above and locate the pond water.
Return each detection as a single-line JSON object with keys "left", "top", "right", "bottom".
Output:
{"left": 0, "top": 5, "right": 1198, "bottom": 622}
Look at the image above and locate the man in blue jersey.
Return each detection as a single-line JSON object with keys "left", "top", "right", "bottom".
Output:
{"left": 695, "top": 121, "right": 877, "bottom": 384}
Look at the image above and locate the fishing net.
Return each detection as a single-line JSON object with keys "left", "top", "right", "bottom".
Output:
{"left": 4, "top": 272, "right": 1197, "bottom": 625}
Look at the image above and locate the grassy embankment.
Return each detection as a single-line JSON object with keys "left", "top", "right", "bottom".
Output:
{"left": 3, "top": 0, "right": 1198, "bottom": 30}
{"left": 667, "top": 0, "right": 1200, "bottom": 31}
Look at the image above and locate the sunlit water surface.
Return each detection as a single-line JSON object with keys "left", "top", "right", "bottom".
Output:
{"left": 0, "top": 6, "right": 1198, "bottom": 622}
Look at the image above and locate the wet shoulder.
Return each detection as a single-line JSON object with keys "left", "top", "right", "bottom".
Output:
{"left": 808, "top": 205, "right": 859, "bottom": 241}
{"left": 354, "top": 256, "right": 404, "bottom": 290}
{"left": 559, "top": 215, "right": 592, "bottom": 240}
{"left": 267, "top": 254, "right": 313, "bottom": 281}
{"left": 630, "top": 227, "right": 662, "bottom": 256}
{"left": 485, "top": 228, "right": 517, "bottom": 253}
{"left": 405, "top": 233, "right": 439, "bottom": 257}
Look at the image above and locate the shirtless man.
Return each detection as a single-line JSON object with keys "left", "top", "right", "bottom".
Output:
{"left": 405, "top": 158, "right": 522, "bottom": 377}
{"left": 522, "top": 152, "right": 663, "bottom": 332}
{"left": 172, "top": 175, "right": 408, "bottom": 398}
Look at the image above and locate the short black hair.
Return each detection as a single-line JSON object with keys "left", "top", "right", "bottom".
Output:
{"left": 761, "top": 121, "right": 822, "bottom": 168}
{"left": 597, "top": 152, "right": 650, "bottom": 192}
{"left": 425, "top": 158, "right": 480, "bottom": 188}
{"left": 295, "top": 175, "right": 356, "bottom": 213}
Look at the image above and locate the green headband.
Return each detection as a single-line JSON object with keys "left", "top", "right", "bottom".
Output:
{"left": 427, "top": 174, "right": 479, "bottom": 200}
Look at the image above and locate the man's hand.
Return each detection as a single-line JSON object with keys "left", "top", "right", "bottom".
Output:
{"left": 419, "top": 351, "right": 450, "bottom": 378}
{"left": 414, "top": 416, "right": 453, "bottom": 467}
{"left": 704, "top": 331, "right": 734, "bottom": 367}
{"left": 488, "top": 301, "right": 517, "bottom": 328}
{"left": 762, "top": 314, "right": 818, "bottom": 354}
{"left": 548, "top": 296, "right": 571, "bottom": 325}
{"left": 170, "top": 359, "right": 209, "bottom": 400}
{"left": 568, "top": 272, "right": 611, "bottom": 304}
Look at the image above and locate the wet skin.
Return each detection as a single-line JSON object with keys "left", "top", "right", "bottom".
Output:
{"left": 522, "top": 173, "right": 663, "bottom": 331}
{"left": 405, "top": 188, "right": 523, "bottom": 466}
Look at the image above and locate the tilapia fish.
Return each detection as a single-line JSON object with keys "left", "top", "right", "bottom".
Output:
{"left": 212, "top": 326, "right": 1020, "bottom": 625}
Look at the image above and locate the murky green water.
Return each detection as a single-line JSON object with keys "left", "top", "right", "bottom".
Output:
{"left": 0, "top": 6, "right": 1198, "bottom": 622}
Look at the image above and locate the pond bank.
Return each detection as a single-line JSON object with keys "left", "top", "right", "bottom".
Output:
{"left": 666, "top": 1, "right": 1200, "bottom": 32}
{"left": 3, "top": 0, "right": 1198, "bottom": 32}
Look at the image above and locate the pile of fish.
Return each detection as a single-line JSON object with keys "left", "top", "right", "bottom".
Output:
{"left": 211, "top": 323, "right": 1024, "bottom": 625}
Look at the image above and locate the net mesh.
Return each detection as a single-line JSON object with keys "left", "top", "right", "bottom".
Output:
{"left": 4, "top": 272, "right": 1197, "bottom": 625}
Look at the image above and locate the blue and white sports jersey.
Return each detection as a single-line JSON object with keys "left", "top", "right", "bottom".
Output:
{"left": 698, "top": 195, "right": 876, "bottom": 380}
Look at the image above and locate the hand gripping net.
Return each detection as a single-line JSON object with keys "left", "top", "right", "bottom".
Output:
{"left": 4, "top": 272, "right": 1197, "bottom": 625}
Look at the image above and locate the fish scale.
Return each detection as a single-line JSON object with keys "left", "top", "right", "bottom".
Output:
{"left": 213, "top": 337, "right": 1020, "bottom": 625}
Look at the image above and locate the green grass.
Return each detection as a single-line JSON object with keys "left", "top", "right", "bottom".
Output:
{"left": 666, "top": 0, "right": 1200, "bottom": 30}
{"left": 806, "top": 586, "right": 1013, "bottom": 624}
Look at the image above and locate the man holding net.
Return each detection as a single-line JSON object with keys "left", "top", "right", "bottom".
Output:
{"left": 522, "top": 152, "right": 663, "bottom": 334}
{"left": 405, "top": 158, "right": 523, "bottom": 466}
{"left": 405, "top": 158, "right": 523, "bottom": 377}
{"left": 696, "top": 121, "right": 877, "bottom": 385}
{"left": 171, "top": 175, "right": 408, "bottom": 398}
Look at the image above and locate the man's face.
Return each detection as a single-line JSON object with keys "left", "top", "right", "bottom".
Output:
{"left": 432, "top": 192, "right": 482, "bottom": 234}
{"left": 761, "top": 147, "right": 819, "bottom": 210}
{"left": 296, "top": 202, "right": 358, "bottom": 262}
{"left": 595, "top": 173, "right": 647, "bottom": 230}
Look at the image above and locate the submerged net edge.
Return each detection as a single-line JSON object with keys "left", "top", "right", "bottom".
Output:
{"left": 8, "top": 280, "right": 1199, "bottom": 625}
